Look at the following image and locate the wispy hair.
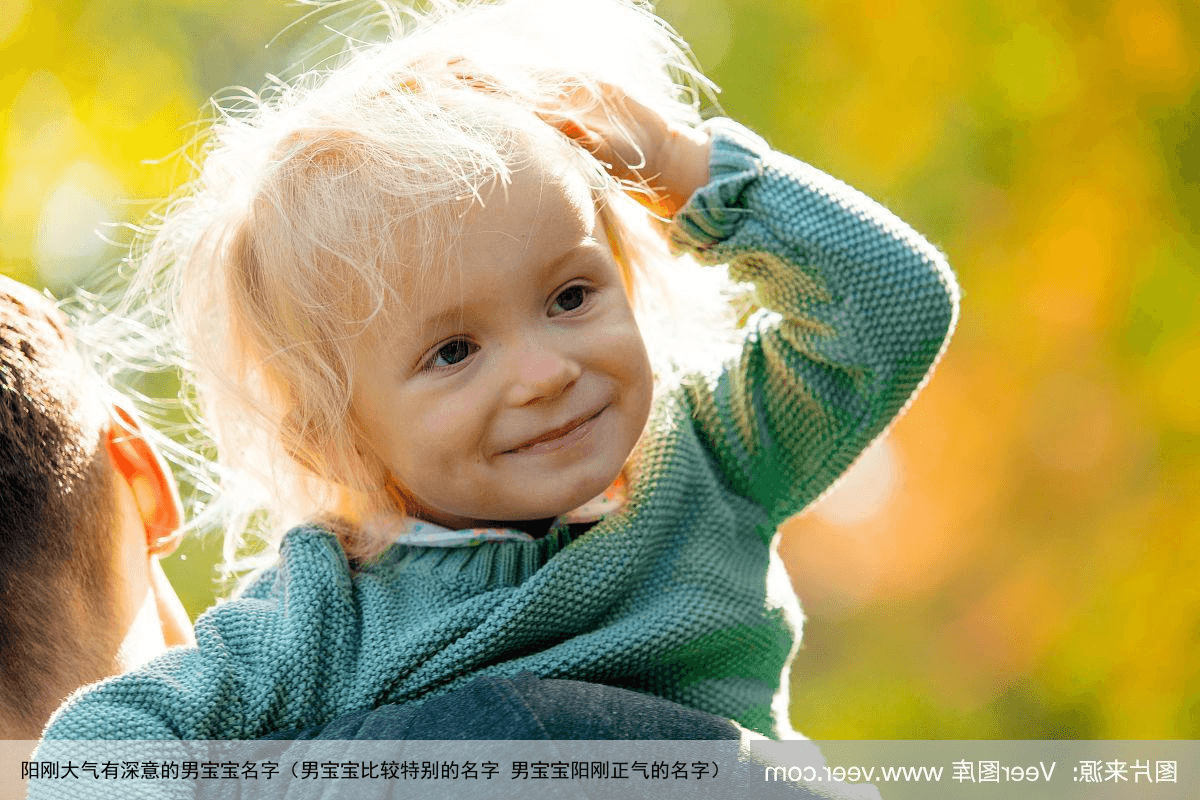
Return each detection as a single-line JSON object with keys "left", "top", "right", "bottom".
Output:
{"left": 109, "top": 0, "right": 743, "bottom": 570}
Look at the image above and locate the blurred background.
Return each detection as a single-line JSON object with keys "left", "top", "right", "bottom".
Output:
{"left": 2, "top": 0, "right": 1197, "bottom": 738}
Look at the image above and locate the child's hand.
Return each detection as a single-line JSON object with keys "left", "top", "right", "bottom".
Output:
{"left": 545, "top": 88, "right": 711, "bottom": 216}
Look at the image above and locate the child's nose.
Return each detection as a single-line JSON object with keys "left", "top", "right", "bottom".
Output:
{"left": 506, "top": 343, "right": 581, "bottom": 406}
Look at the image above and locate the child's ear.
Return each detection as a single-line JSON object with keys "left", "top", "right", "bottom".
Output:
{"left": 104, "top": 403, "right": 183, "bottom": 557}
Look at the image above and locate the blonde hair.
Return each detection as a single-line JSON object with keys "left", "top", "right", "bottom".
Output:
{"left": 129, "top": 0, "right": 738, "bottom": 567}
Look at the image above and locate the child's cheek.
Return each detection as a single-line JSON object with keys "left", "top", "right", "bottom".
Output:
{"left": 419, "top": 391, "right": 478, "bottom": 441}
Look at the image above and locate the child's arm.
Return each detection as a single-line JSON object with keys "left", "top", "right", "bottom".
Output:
{"left": 670, "top": 118, "right": 960, "bottom": 529}
{"left": 31, "top": 528, "right": 361, "bottom": 744}
{"left": 569, "top": 96, "right": 959, "bottom": 528}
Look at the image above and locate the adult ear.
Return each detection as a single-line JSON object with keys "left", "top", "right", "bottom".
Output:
{"left": 104, "top": 403, "right": 183, "bottom": 557}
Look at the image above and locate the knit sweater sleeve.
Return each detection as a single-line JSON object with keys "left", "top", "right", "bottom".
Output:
{"left": 33, "top": 528, "right": 362, "bottom": 743}
{"left": 672, "top": 118, "right": 959, "bottom": 530}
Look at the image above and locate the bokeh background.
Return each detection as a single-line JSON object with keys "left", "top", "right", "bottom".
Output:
{"left": 2, "top": 0, "right": 1197, "bottom": 738}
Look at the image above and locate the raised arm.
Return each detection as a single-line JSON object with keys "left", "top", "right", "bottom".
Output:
{"left": 672, "top": 118, "right": 960, "bottom": 530}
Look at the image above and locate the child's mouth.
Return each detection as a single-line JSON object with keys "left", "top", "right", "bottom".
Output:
{"left": 505, "top": 406, "right": 607, "bottom": 455}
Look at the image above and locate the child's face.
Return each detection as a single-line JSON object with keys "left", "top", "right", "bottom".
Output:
{"left": 352, "top": 149, "right": 654, "bottom": 530}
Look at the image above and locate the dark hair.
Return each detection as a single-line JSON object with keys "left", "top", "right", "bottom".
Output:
{"left": 0, "top": 278, "right": 121, "bottom": 737}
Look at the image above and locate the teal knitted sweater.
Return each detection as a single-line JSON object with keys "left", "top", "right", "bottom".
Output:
{"left": 40, "top": 119, "right": 958, "bottom": 743}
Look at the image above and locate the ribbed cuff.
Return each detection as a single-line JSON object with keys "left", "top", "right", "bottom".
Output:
{"left": 668, "top": 117, "right": 769, "bottom": 254}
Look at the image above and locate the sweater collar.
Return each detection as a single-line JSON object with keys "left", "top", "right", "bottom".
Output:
{"left": 362, "top": 475, "right": 628, "bottom": 548}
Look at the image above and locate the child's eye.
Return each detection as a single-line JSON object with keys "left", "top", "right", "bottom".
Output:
{"left": 424, "top": 339, "right": 477, "bottom": 370}
{"left": 549, "top": 284, "right": 592, "bottom": 316}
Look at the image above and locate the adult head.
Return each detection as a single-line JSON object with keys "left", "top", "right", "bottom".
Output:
{"left": 0, "top": 276, "right": 192, "bottom": 739}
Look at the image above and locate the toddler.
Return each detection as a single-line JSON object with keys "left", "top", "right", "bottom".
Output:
{"left": 40, "top": 0, "right": 958, "bottom": 743}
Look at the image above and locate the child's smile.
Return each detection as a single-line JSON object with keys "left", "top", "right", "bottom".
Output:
{"left": 501, "top": 405, "right": 606, "bottom": 454}
{"left": 351, "top": 141, "right": 654, "bottom": 532}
